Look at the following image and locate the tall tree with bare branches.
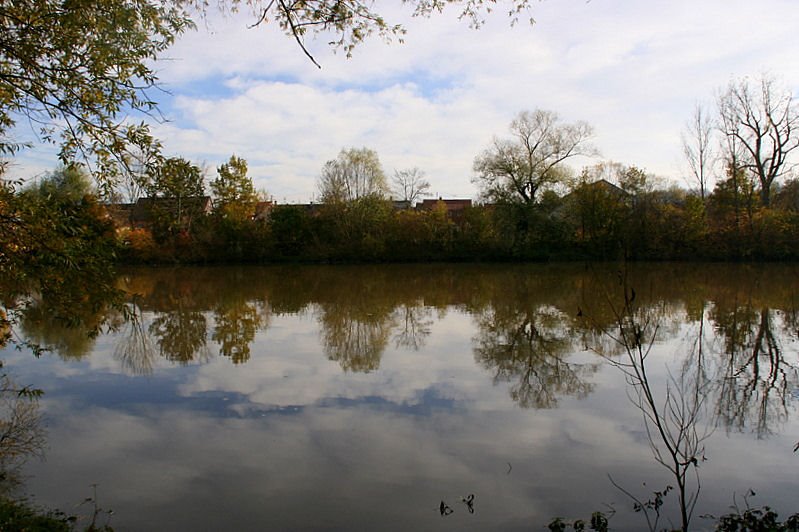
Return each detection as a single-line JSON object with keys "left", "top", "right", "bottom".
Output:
{"left": 718, "top": 75, "right": 799, "bottom": 207}
{"left": 473, "top": 109, "right": 597, "bottom": 205}
{"left": 682, "top": 103, "right": 716, "bottom": 202}
{"left": 392, "top": 167, "right": 431, "bottom": 206}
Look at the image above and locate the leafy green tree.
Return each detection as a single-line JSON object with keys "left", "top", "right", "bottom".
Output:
{"left": 145, "top": 156, "right": 206, "bottom": 235}
{"left": 707, "top": 162, "right": 759, "bottom": 257}
{"left": 773, "top": 178, "right": 799, "bottom": 212}
{"left": 566, "top": 167, "right": 628, "bottom": 258}
{"left": 316, "top": 195, "right": 393, "bottom": 259}
{"left": 211, "top": 155, "right": 258, "bottom": 222}
{"left": 148, "top": 157, "right": 204, "bottom": 199}
{"left": 268, "top": 205, "right": 312, "bottom": 258}
{"left": 0, "top": 180, "right": 120, "bottom": 352}
{"left": 617, "top": 165, "right": 658, "bottom": 258}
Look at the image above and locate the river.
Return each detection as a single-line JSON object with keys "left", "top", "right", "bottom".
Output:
{"left": 2, "top": 263, "right": 798, "bottom": 530}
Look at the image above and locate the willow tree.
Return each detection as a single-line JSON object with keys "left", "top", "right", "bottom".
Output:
{"left": 0, "top": 0, "right": 192, "bottom": 183}
{"left": 318, "top": 147, "right": 388, "bottom": 203}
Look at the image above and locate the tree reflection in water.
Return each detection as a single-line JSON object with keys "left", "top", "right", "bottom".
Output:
{"left": 576, "top": 267, "right": 799, "bottom": 531}
{"left": 392, "top": 303, "right": 433, "bottom": 351}
{"left": 4, "top": 264, "right": 799, "bottom": 528}
{"left": 711, "top": 304, "right": 799, "bottom": 438}
{"left": 18, "top": 298, "right": 118, "bottom": 360}
{"left": 0, "top": 326, "right": 45, "bottom": 494}
{"left": 473, "top": 304, "right": 599, "bottom": 408}
{"left": 114, "top": 302, "right": 157, "bottom": 375}
{"left": 16, "top": 264, "right": 799, "bottom": 434}
{"left": 151, "top": 304, "right": 209, "bottom": 366}
{"left": 582, "top": 277, "right": 712, "bottom": 532}
{"left": 212, "top": 300, "right": 262, "bottom": 365}
{"left": 318, "top": 305, "right": 393, "bottom": 372}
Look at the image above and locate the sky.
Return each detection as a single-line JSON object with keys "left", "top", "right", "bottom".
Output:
{"left": 12, "top": 0, "right": 799, "bottom": 202}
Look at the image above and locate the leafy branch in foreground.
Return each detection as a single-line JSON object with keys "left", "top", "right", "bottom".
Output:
{"left": 1, "top": 173, "right": 127, "bottom": 357}
{"left": 0, "top": 0, "right": 193, "bottom": 185}
{"left": 189, "top": 0, "right": 537, "bottom": 67}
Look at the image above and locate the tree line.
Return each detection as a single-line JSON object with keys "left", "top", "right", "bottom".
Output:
{"left": 0, "top": 0, "right": 796, "bottom": 304}
{"left": 1, "top": 0, "right": 797, "bottom": 340}
{"left": 9, "top": 91, "right": 799, "bottom": 265}
{"left": 116, "top": 74, "right": 792, "bottom": 263}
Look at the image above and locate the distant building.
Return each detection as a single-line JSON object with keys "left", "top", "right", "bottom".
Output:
{"left": 107, "top": 196, "right": 213, "bottom": 229}
{"left": 253, "top": 200, "right": 274, "bottom": 221}
{"left": 270, "top": 203, "right": 323, "bottom": 217}
{"left": 416, "top": 198, "right": 472, "bottom": 215}
{"left": 105, "top": 203, "right": 135, "bottom": 228}
{"left": 561, "top": 179, "right": 627, "bottom": 202}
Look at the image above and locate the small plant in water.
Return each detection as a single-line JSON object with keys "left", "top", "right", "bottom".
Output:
{"left": 78, "top": 484, "right": 114, "bottom": 531}
{"left": 702, "top": 490, "right": 799, "bottom": 532}
{"left": 548, "top": 511, "right": 610, "bottom": 532}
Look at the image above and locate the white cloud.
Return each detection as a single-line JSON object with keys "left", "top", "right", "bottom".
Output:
{"left": 9, "top": 0, "right": 799, "bottom": 199}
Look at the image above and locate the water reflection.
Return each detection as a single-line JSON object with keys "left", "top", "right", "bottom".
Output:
{"left": 19, "top": 296, "right": 120, "bottom": 360}
{"left": 320, "top": 307, "right": 391, "bottom": 372}
{"left": 711, "top": 304, "right": 799, "bottom": 437}
{"left": 114, "top": 303, "right": 158, "bottom": 375}
{"left": 212, "top": 297, "right": 264, "bottom": 365}
{"left": 151, "top": 304, "right": 208, "bottom": 365}
{"left": 14, "top": 264, "right": 799, "bottom": 420}
{"left": 473, "top": 303, "right": 598, "bottom": 409}
{"left": 0, "top": 372, "right": 45, "bottom": 495}
{"left": 3, "top": 263, "right": 799, "bottom": 529}
{"left": 392, "top": 303, "right": 433, "bottom": 351}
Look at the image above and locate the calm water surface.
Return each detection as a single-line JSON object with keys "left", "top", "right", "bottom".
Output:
{"left": 3, "top": 263, "right": 798, "bottom": 530}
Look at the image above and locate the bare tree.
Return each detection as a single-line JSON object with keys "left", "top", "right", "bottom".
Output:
{"left": 392, "top": 167, "right": 431, "bottom": 206}
{"left": 473, "top": 109, "right": 596, "bottom": 205}
{"left": 718, "top": 75, "right": 799, "bottom": 206}
{"left": 681, "top": 103, "right": 716, "bottom": 202}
